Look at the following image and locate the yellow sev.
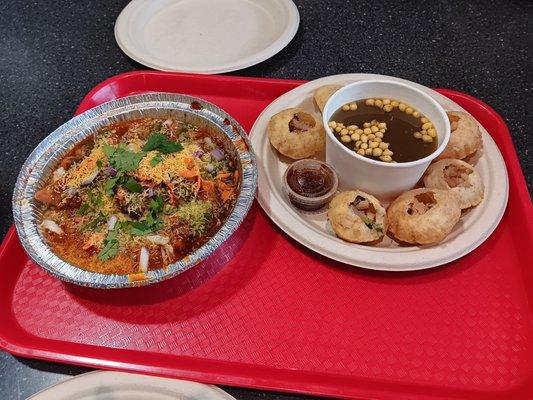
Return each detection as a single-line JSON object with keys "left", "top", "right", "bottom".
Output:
{"left": 136, "top": 143, "right": 200, "bottom": 184}
{"left": 64, "top": 147, "right": 106, "bottom": 188}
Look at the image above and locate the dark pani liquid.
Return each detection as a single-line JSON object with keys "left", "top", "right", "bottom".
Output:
{"left": 330, "top": 100, "right": 438, "bottom": 162}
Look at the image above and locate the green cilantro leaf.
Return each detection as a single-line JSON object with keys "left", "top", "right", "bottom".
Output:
{"left": 105, "top": 144, "right": 145, "bottom": 172}
{"left": 96, "top": 159, "right": 103, "bottom": 169}
{"left": 82, "top": 212, "right": 107, "bottom": 232}
{"left": 150, "top": 153, "right": 164, "bottom": 167}
{"left": 149, "top": 195, "right": 163, "bottom": 214}
{"left": 98, "top": 230, "right": 119, "bottom": 261}
{"left": 104, "top": 174, "right": 123, "bottom": 195}
{"left": 143, "top": 132, "right": 183, "bottom": 154}
{"left": 76, "top": 203, "right": 90, "bottom": 216}
{"left": 123, "top": 177, "right": 143, "bottom": 193}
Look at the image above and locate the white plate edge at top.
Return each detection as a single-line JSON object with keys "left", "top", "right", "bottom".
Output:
{"left": 114, "top": 0, "right": 300, "bottom": 74}
{"left": 27, "top": 370, "right": 236, "bottom": 400}
{"left": 249, "top": 73, "right": 509, "bottom": 271}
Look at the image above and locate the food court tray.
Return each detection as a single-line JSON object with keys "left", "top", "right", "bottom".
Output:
{"left": 1, "top": 71, "right": 532, "bottom": 399}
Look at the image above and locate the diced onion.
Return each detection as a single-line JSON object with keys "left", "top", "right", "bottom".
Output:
{"left": 205, "top": 163, "right": 214, "bottom": 173}
{"left": 66, "top": 187, "right": 78, "bottom": 197}
{"left": 80, "top": 169, "right": 99, "bottom": 186}
{"left": 211, "top": 148, "right": 224, "bottom": 161}
{"left": 107, "top": 215, "right": 118, "bottom": 231}
{"left": 146, "top": 235, "right": 170, "bottom": 245}
{"left": 52, "top": 167, "right": 66, "bottom": 182}
{"left": 41, "top": 219, "right": 64, "bottom": 235}
{"left": 139, "top": 247, "right": 149, "bottom": 272}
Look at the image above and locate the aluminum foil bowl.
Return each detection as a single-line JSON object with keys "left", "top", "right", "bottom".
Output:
{"left": 12, "top": 93, "right": 257, "bottom": 288}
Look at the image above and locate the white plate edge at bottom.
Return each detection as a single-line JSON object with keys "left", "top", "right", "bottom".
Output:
{"left": 250, "top": 73, "right": 509, "bottom": 271}
{"left": 27, "top": 370, "right": 236, "bottom": 400}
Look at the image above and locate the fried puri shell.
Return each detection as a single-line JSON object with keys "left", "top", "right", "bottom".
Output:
{"left": 328, "top": 190, "right": 387, "bottom": 243}
{"left": 424, "top": 159, "right": 484, "bottom": 209}
{"left": 438, "top": 111, "right": 482, "bottom": 160}
{"left": 387, "top": 188, "right": 461, "bottom": 245}
{"left": 268, "top": 108, "right": 325, "bottom": 159}
{"left": 313, "top": 84, "right": 342, "bottom": 113}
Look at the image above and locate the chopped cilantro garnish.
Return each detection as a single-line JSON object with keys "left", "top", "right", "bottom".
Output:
{"left": 361, "top": 215, "right": 382, "bottom": 232}
{"left": 150, "top": 153, "right": 164, "bottom": 167}
{"left": 129, "top": 195, "right": 164, "bottom": 236}
{"left": 123, "top": 177, "right": 143, "bottom": 193}
{"left": 98, "top": 229, "right": 119, "bottom": 261}
{"left": 76, "top": 203, "right": 90, "bottom": 216}
{"left": 96, "top": 159, "right": 103, "bottom": 169}
{"left": 104, "top": 144, "right": 145, "bottom": 172}
{"left": 104, "top": 174, "right": 123, "bottom": 195}
{"left": 82, "top": 212, "right": 107, "bottom": 232}
{"left": 143, "top": 132, "right": 183, "bottom": 154}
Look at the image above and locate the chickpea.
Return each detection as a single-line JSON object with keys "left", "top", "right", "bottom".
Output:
{"left": 422, "top": 134, "right": 433, "bottom": 143}
{"left": 363, "top": 127, "right": 372, "bottom": 135}
{"left": 349, "top": 103, "right": 357, "bottom": 111}
{"left": 369, "top": 141, "right": 379, "bottom": 148}
{"left": 351, "top": 133, "right": 361, "bottom": 141}
{"left": 341, "top": 135, "right": 351, "bottom": 143}
{"left": 361, "top": 135, "right": 369, "bottom": 143}
{"left": 365, "top": 99, "right": 375, "bottom": 106}
{"left": 380, "top": 155, "right": 393, "bottom": 162}
{"left": 412, "top": 111, "right": 420, "bottom": 118}
{"left": 347, "top": 125, "right": 358, "bottom": 130}
{"left": 361, "top": 142, "right": 369, "bottom": 149}
{"left": 379, "top": 128, "right": 386, "bottom": 133}
{"left": 383, "top": 149, "right": 393, "bottom": 156}
{"left": 363, "top": 122, "right": 371, "bottom": 128}
{"left": 355, "top": 140, "right": 362, "bottom": 147}
{"left": 376, "top": 131, "right": 384, "bottom": 138}
{"left": 354, "top": 129, "right": 363, "bottom": 135}
{"left": 342, "top": 104, "right": 350, "bottom": 111}
{"left": 375, "top": 99, "right": 383, "bottom": 108}
{"left": 427, "top": 128, "right": 437, "bottom": 138}
{"left": 383, "top": 99, "right": 391, "bottom": 105}
{"left": 371, "top": 120, "right": 378, "bottom": 125}
{"left": 391, "top": 100, "right": 399, "bottom": 107}
{"left": 357, "top": 149, "right": 365, "bottom": 156}
{"left": 405, "top": 107, "right": 414, "bottom": 115}
{"left": 379, "top": 142, "right": 389, "bottom": 150}
{"left": 422, "top": 122, "right": 433, "bottom": 130}
{"left": 341, "top": 128, "right": 349, "bottom": 135}
{"left": 328, "top": 121, "right": 337, "bottom": 129}
{"left": 383, "top": 104, "right": 393, "bottom": 112}
{"left": 369, "top": 126, "right": 378, "bottom": 133}
{"left": 398, "top": 103, "right": 407, "bottom": 111}
{"left": 372, "top": 148, "right": 383, "bottom": 157}
{"left": 374, "top": 137, "right": 382, "bottom": 143}
{"left": 413, "top": 131, "right": 422, "bottom": 139}
{"left": 365, "top": 148, "right": 373, "bottom": 155}
{"left": 335, "top": 126, "right": 342, "bottom": 133}
{"left": 378, "top": 122, "right": 387, "bottom": 129}
{"left": 421, "top": 117, "right": 429, "bottom": 124}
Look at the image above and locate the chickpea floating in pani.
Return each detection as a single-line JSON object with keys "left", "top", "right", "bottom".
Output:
{"left": 268, "top": 108, "right": 325, "bottom": 159}
{"left": 328, "top": 98, "right": 437, "bottom": 163}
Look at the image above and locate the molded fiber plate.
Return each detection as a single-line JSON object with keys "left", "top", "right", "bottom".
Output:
{"left": 1, "top": 72, "right": 532, "bottom": 399}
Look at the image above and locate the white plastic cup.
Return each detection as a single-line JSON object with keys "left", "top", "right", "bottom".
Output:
{"left": 322, "top": 80, "right": 450, "bottom": 200}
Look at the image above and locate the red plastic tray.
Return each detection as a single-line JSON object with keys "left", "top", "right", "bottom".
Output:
{"left": 1, "top": 71, "right": 532, "bottom": 399}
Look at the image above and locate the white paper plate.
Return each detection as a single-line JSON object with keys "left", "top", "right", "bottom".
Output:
{"left": 249, "top": 74, "right": 509, "bottom": 271}
{"left": 28, "top": 371, "right": 236, "bottom": 400}
{"left": 115, "top": 0, "right": 299, "bottom": 74}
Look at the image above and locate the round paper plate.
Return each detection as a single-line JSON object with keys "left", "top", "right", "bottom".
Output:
{"left": 28, "top": 371, "right": 236, "bottom": 400}
{"left": 249, "top": 74, "right": 509, "bottom": 271}
{"left": 114, "top": 0, "right": 299, "bottom": 74}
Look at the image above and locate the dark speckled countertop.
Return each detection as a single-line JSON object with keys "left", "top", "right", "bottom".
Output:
{"left": 0, "top": 1, "right": 531, "bottom": 399}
